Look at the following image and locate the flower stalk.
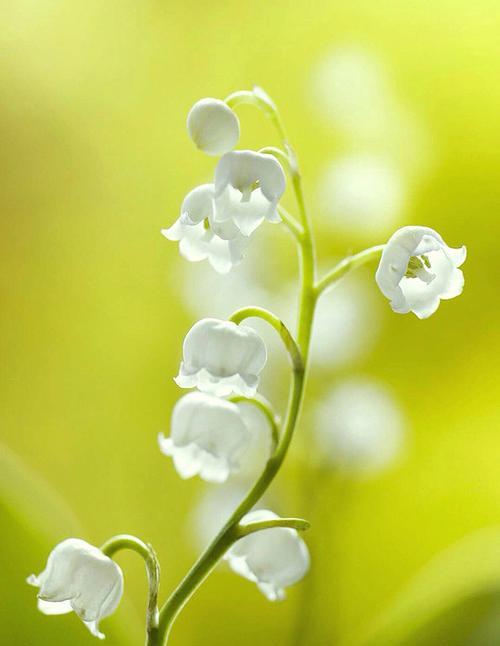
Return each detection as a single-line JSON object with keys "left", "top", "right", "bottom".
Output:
{"left": 100, "top": 534, "right": 160, "bottom": 643}
{"left": 315, "top": 244, "right": 386, "bottom": 296}
{"left": 154, "top": 93, "right": 316, "bottom": 645}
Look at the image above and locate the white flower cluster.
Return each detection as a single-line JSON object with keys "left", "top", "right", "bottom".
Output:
{"left": 162, "top": 98, "right": 286, "bottom": 274}
{"left": 159, "top": 317, "right": 269, "bottom": 483}
{"left": 157, "top": 315, "right": 309, "bottom": 597}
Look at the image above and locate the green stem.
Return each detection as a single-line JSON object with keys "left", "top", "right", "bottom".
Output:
{"left": 155, "top": 90, "right": 317, "bottom": 646}
{"left": 230, "top": 306, "right": 303, "bottom": 372}
{"left": 278, "top": 205, "right": 304, "bottom": 241}
{"left": 237, "top": 517, "right": 310, "bottom": 537}
{"left": 258, "top": 145, "right": 291, "bottom": 168}
{"left": 100, "top": 534, "right": 160, "bottom": 646}
{"left": 315, "top": 245, "right": 385, "bottom": 297}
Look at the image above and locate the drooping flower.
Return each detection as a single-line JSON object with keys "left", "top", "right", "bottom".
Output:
{"left": 187, "top": 98, "right": 240, "bottom": 156}
{"left": 375, "top": 225, "right": 466, "bottom": 319}
{"left": 225, "top": 510, "right": 310, "bottom": 601}
{"left": 158, "top": 392, "right": 252, "bottom": 483}
{"left": 175, "top": 318, "right": 267, "bottom": 397}
{"left": 314, "top": 378, "right": 406, "bottom": 476}
{"left": 211, "top": 151, "right": 285, "bottom": 239}
{"left": 162, "top": 184, "right": 248, "bottom": 274}
{"left": 27, "top": 538, "right": 124, "bottom": 640}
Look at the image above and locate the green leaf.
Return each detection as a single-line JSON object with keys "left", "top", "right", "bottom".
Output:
{"left": 0, "top": 443, "right": 143, "bottom": 646}
{"left": 358, "top": 527, "right": 500, "bottom": 646}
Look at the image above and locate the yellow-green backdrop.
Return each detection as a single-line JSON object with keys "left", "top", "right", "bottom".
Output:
{"left": 1, "top": 1, "right": 499, "bottom": 645}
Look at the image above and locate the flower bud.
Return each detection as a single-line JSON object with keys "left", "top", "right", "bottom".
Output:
{"left": 187, "top": 98, "right": 240, "bottom": 156}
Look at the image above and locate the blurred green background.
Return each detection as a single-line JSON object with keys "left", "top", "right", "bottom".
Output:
{"left": 1, "top": 1, "right": 499, "bottom": 644}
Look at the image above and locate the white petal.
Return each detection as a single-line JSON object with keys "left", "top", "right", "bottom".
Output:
{"left": 172, "top": 444, "right": 203, "bottom": 479}
{"left": 37, "top": 599, "right": 73, "bottom": 615}
{"left": 164, "top": 212, "right": 247, "bottom": 274}
{"left": 199, "top": 454, "right": 231, "bottom": 483}
{"left": 204, "top": 229, "right": 248, "bottom": 274}
{"left": 161, "top": 219, "right": 184, "bottom": 242}
{"left": 177, "top": 223, "right": 210, "bottom": 262}
{"left": 180, "top": 184, "right": 215, "bottom": 224}
{"left": 441, "top": 267, "right": 465, "bottom": 299}
{"left": 411, "top": 297, "right": 441, "bottom": 319}
{"left": 213, "top": 186, "right": 276, "bottom": 239}
{"left": 258, "top": 582, "right": 285, "bottom": 602}
{"left": 157, "top": 434, "right": 174, "bottom": 456}
{"left": 85, "top": 621, "right": 105, "bottom": 640}
{"left": 447, "top": 244, "right": 467, "bottom": 267}
{"left": 214, "top": 151, "right": 286, "bottom": 204}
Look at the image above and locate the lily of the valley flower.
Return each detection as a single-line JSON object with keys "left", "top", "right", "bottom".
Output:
{"left": 376, "top": 225, "right": 466, "bottom": 319}
{"left": 27, "top": 539, "right": 123, "bottom": 640}
{"left": 225, "top": 510, "right": 310, "bottom": 601}
{"left": 212, "top": 151, "right": 285, "bottom": 239}
{"left": 158, "top": 392, "right": 252, "bottom": 483}
{"left": 187, "top": 98, "right": 240, "bottom": 156}
{"left": 175, "top": 318, "right": 267, "bottom": 397}
{"left": 162, "top": 184, "right": 248, "bottom": 274}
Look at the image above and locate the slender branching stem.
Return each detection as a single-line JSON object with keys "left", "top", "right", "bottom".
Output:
{"left": 229, "top": 306, "right": 303, "bottom": 373}
{"left": 278, "top": 205, "right": 304, "bottom": 241}
{"left": 315, "top": 245, "right": 385, "bottom": 297}
{"left": 100, "top": 534, "right": 160, "bottom": 645}
{"left": 236, "top": 517, "right": 310, "bottom": 538}
{"left": 258, "top": 145, "right": 291, "bottom": 168}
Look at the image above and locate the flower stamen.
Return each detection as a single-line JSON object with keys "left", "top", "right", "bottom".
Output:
{"left": 405, "top": 254, "right": 435, "bottom": 284}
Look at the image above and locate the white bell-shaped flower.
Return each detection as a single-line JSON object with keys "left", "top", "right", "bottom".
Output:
{"left": 158, "top": 392, "right": 252, "bottom": 483}
{"left": 225, "top": 510, "right": 310, "bottom": 601}
{"left": 187, "top": 98, "right": 240, "bottom": 156}
{"left": 212, "top": 151, "right": 285, "bottom": 239}
{"left": 175, "top": 318, "right": 267, "bottom": 397}
{"left": 27, "top": 538, "right": 123, "bottom": 640}
{"left": 162, "top": 184, "right": 248, "bottom": 274}
{"left": 376, "top": 225, "right": 466, "bottom": 319}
